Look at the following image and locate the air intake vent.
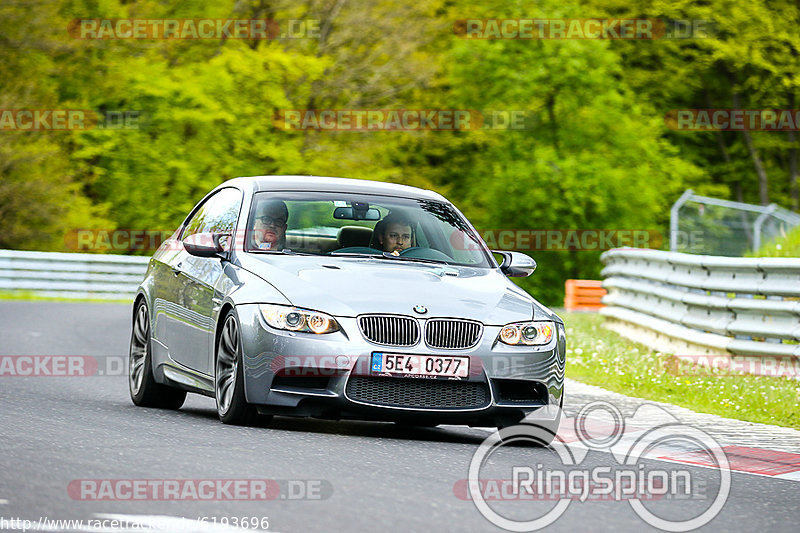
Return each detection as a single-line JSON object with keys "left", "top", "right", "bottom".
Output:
{"left": 346, "top": 376, "right": 489, "bottom": 409}
{"left": 424, "top": 319, "right": 482, "bottom": 349}
{"left": 358, "top": 315, "right": 420, "bottom": 346}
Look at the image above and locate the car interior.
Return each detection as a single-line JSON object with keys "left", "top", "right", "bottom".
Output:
{"left": 247, "top": 196, "right": 489, "bottom": 266}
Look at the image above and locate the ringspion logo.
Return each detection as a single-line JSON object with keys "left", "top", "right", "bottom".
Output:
{"left": 463, "top": 402, "right": 730, "bottom": 531}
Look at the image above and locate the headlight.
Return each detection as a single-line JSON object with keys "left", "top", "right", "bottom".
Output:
{"left": 259, "top": 304, "right": 339, "bottom": 334}
{"left": 498, "top": 321, "right": 554, "bottom": 346}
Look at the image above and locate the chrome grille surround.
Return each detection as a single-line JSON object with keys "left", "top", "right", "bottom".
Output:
{"left": 358, "top": 314, "right": 420, "bottom": 346}
{"left": 424, "top": 318, "right": 483, "bottom": 349}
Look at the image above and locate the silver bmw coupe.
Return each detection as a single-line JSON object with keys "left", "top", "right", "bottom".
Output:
{"left": 129, "top": 176, "right": 565, "bottom": 438}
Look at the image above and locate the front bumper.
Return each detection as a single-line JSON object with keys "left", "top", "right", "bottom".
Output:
{"left": 236, "top": 304, "right": 565, "bottom": 426}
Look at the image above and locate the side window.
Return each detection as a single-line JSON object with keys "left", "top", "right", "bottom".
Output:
{"left": 181, "top": 188, "right": 242, "bottom": 239}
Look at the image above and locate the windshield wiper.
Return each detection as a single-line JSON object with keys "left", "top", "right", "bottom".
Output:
{"left": 329, "top": 251, "right": 450, "bottom": 265}
{"left": 380, "top": 252, "right": 451, "bottom": 265}
{"left": 251, "top": 248, "right": 311, "bottom": 255}
{"left": 329, "top": 251, "right": 383, "bottom": 257}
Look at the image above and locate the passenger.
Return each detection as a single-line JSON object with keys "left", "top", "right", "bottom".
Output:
{"left": 373, "top": 212, "right": 415, "bottom": 255}
{"left": 252, "top": 199, "right": 288, "bottom": 250}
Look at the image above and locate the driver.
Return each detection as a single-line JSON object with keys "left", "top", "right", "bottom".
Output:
{"left": 374, "top": 212, "right": 414, "bottom": 255}
{"left": 252, "top": 199, "right": 288, "bottom": 250}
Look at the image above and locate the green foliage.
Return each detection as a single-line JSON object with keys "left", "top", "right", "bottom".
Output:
{"left": 1, "top": 0, "right": 798, "bottom": 306}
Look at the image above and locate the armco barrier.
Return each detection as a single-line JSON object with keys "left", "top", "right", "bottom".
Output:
{"left": 600, "top": 248, "right": 800, "bottom": 377}
{"left": 564, "top": 279, "right": 606, "bottom": 311}
{"left": 0, "top": 249, "right": 149, "bottom": 300}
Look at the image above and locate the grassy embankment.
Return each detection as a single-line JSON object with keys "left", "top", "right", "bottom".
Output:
{"left": 564, "top": 312, "right": 799, "bottom": 429}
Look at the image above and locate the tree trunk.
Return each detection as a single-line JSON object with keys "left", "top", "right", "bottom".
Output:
{"left": 732, "top": 92, "right": 770, "bottom": 205}
{"left": 706, "top": 89, "right": 745, "bottom": 203}
{"left": 546, "top": 91, "right": 559, "bottom": 155}
{"left": 790, "top": 93, "right": 798, "bottom": 211}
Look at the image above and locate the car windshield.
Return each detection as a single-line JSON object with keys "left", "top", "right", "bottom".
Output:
{"left": 245, "top": 191, "right": 493, "bottom": 268}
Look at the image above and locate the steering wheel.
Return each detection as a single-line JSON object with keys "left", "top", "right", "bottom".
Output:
{"left": 398, "top": 247, "right": 454, "bottom": 262}
{"left": 398, "top": 246, "right": 423, "bottom": 255}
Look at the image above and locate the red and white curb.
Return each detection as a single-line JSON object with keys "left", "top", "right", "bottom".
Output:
{"left": 463, "top": 378, "right": 800, "bottom": 482}
{"left": 554, "top": 412, "right": 800, "bottom": 482}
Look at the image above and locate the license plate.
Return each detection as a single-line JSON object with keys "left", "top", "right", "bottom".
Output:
{"left": 370, "top": 353, "right": 469, "bottom": 379}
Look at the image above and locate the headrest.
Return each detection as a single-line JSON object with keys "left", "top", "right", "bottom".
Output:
{"left": 337, "top": 225, "right": 373, "bottom": 248}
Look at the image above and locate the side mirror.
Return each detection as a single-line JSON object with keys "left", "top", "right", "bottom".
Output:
{"left": 183, "top": 233, "right": 230, "bottom": 258}
{"left": 494, "top": 250, "right": 536, "bottom": 277}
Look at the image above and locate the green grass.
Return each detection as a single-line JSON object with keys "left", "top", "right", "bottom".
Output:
{"left": 748, "top": 224, "right": 800, "bottom": 257}
{"left": 564, "top": 312, "right": 800, "bottom": 429}
{"left": 0, "top": 290, "right": 131, "bottom": 304}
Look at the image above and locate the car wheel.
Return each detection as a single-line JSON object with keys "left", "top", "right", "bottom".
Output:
{"left": 215, "top": 310, "right": 261, "bottom": 425}
{"left": 129, "top": 300, "right": 187, "bottom": 409}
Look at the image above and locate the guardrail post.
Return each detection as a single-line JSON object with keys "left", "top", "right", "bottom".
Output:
{"left": 670, "top": 189, "right": 695, "bottom": 252}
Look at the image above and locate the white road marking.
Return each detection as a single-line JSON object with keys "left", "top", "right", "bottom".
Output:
{"left": 0, "top": 498, "right": 8, "bottom": 504}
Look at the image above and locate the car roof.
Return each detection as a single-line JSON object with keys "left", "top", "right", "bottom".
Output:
{"left": 222, "top": 175, "right": 448, "bottom": 202}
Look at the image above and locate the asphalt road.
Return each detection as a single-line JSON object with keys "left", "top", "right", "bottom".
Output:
{"left": 0, "top": 301, "right": 797, "bottom": 533}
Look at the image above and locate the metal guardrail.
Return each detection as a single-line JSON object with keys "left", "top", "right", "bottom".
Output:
{"left": 0, "top": 249, "right": 149, "bottom": 300}
{"left": 600, "top": 249, "right": 800, "bottom": 373}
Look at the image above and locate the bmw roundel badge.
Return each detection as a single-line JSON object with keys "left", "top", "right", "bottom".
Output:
{"left": 413, "top": 305, "right": 427, "bottom": 314}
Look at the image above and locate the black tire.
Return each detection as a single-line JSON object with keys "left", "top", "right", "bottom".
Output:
{"left": 129, "top": 300, "right": 187, "bottom": 409}
{"left": 215, "top": 310, "right": 262, "bottom": 426}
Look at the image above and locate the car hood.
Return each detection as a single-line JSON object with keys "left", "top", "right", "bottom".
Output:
{"left": 238, "top": 254, "right": 559, "bottom": 325}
